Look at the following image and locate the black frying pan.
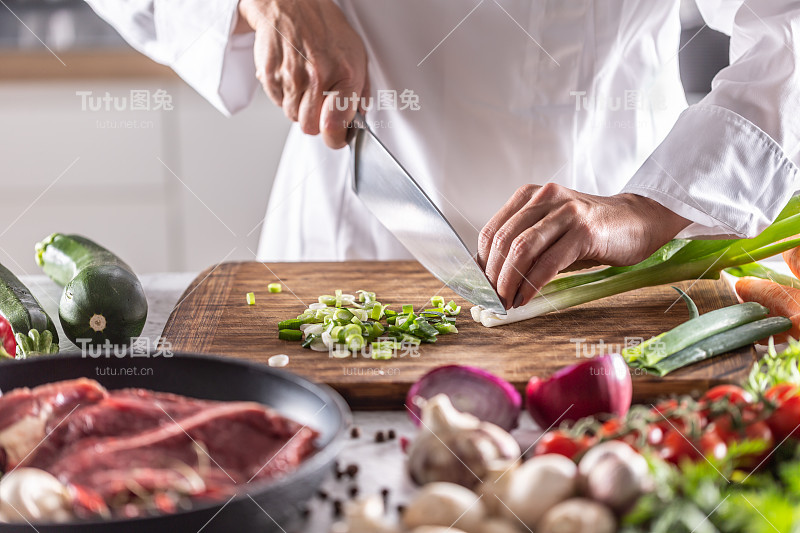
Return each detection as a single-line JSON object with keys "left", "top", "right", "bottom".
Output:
{"left": 0, "top": 352, "right": 351, "bottom": 533}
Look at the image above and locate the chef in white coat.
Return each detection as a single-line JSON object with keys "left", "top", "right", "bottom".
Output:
{"left": 87, "top": 0, "right": 799, "bottom": 309}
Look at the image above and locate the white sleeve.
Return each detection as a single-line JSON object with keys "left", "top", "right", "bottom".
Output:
{"left": 84, "top": 0, "right": 258, "bottom": 115}
{"left": 622, "top": 0, "right": 800, "bottom": 238}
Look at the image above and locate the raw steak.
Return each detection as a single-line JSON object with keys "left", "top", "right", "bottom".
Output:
{"left": 0, "top": 379, "right": 318, "bottom": 518}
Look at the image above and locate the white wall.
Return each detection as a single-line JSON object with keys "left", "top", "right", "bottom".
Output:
{"left": 0, "top": 79, "right": 291, "bottom": 276}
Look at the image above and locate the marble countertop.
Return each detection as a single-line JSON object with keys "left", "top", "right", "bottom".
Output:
{"left": 18, "top": 273, "right": 540, "bottom": 532}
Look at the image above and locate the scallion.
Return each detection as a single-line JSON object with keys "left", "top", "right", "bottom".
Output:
{"left": 279, "top": 329, "right": 303, "bottom": 341}
{"left": 476, "top": 195, "right": 800, "bottom": 327}
{"left": 246, "top": 292, "right": 256, "bottom": 305}
{"left": 268, "top": 283, "right": 282, "bottom": 293}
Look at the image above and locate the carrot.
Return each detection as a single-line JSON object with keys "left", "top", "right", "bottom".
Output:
{"left": 785, "top": 245, "right": 800, "bottom": 280}
{"left": 735, "top": 277, "right": 800, "bottom": 343}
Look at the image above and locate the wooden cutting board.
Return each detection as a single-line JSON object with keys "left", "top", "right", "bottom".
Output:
{"left": 161, "top": 261, "right": 755, "bottom": 409}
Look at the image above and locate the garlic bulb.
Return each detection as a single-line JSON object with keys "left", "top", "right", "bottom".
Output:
{"left": 407, "top": 394, "right": 520, "bottom": 489}
{"left": 0, "top": 468, "right": 73, "bottom": 523}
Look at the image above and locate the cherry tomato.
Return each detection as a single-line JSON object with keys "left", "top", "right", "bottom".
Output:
{"left": 708, "top": 415, "right": 774, "bottom": 469}
{"left": 659, "top": 427, "right": 700, "bottom": 465}
{"left": 701, "top": 385, "right": 753, "bottom": 407}
{"left": 699, "top": 431, "right": 728, "bottom": 462}
{"left": 658, "top": 426, "right": 728, "bottom": 465}
{"left": 765, "top": 384, "right": 800, "bottom": 442}
{"left": 534, "top": 430, "right": 591, "bottom": 460}
{"left": 646, "top": 423, "right": 665, "bottom": 447}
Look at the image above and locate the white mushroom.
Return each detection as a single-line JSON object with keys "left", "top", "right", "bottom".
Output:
{"left": 495, "top": 454, "right": 577, "bottom": 528}
{"left": 0, "top": 468, "right": 73, "bottom": 523}
{"left": 578, "top": 441, "right": 651, "bottom": 513}
{"left": 411, "top": 528, "right": 468, "bottom": 533}
{"left": 478, "top": 518, "right": 522, "bottom": 533}
{"left": 330, "top": 495, "right": 398, "bottom": 533}
{"left": 402, "top": 482, "right": 487, "bottom": 533}
{"left": 407, "top": 395, "right": 520, "bottom": 489}
{"left": 537, "top": 498, "right": 616, "bottom": 533}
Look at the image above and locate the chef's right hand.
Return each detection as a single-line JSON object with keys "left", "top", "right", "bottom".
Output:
{"left": 237, "top": 0, "right": 368, "bottom": 149}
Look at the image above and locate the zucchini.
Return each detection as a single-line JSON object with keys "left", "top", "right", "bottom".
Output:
{"left": 35, "top": 233, "right": 147, "bottom": 348}
{"left": 0, "top": 263, "right": 59, "bottom": 357}
{"left": 649, "top": 316, "right": 793, "bottom": 376}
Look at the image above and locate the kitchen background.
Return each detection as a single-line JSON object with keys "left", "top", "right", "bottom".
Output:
{"left": 0, "top": 0, "right": 729, "bottom": 275}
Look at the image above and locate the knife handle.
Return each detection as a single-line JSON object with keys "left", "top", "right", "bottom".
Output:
{"left": 346, "top": 112, "right": 368, "bottom": 145}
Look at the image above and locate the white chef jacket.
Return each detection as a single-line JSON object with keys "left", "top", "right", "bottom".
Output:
{"left": 87, "top": 0, "right": 800, "bottom": 261}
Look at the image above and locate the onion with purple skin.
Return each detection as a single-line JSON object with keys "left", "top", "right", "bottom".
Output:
{"left": 525, "top": 354, "right": 632, "bottom": 429}
{"left": 407, "top": 365, "right": 522, "bottom": 431}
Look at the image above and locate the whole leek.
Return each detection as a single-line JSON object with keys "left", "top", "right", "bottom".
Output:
{"left": 477, "top": 195, "right": 800, "bottom": 327}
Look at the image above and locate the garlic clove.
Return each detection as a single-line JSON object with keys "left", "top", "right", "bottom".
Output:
{"left": 422, "top": 394, "right": 481, "bottom": 434}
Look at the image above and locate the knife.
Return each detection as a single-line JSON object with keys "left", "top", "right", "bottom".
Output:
{"left": 348, "top": 113, "right": 506, "bottom": 315}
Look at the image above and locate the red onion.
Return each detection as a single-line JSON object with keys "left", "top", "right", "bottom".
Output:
{"left": 407, "top": 365, "right": 522, "bottom": 431}
{"left": 526, "top": 354, "right": 632, "bottom": 429}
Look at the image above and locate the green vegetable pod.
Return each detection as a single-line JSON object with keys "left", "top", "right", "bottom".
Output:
{"left": 0, "top": 263, "right": 59, "bottom": 357}
{"left": 36, "top": 233, "right": 147, "bottom": 348}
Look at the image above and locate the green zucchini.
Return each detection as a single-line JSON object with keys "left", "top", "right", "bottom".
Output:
{"left": 0, "top": 263, "right": 59, "bottom": 358}
{"left": 35, "top": 233, "right": 147, "bottom": 348}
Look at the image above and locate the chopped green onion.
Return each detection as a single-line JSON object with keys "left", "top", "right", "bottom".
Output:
{"left": 358, "top": 290, "right": 377, "bottom": 303}
{"left": 319, "top": 295, "right": 336, "bottom": 306}
{"left": 444, "top": 301, "right": 461, "bottom": 315}
{"left": 346, "top": 334, "right": 365, "bottom": 351}
{"left": 279, "top": 329, "right": 303, "bottom": 341}
{"left": 435, "top": 323, "right": 458, "bottom": 334}
{"left": 371, "top": 341, "right": 397, "bottom": 360}
{"left": 280, "top": 289, "right": 463, "bottom": 356}
{"left": 343, "top": 324, "right": 361, "bottom": 339}
{"left": 278, "top": 319, "right": 303, "bottom": 330}
{"left": 302, "top": 333, "right": 319, "bottom": 348}
{"left": 268, "top": 283, "right": 282, "bottom": 293}
{"left": 246, "top": 292, "right": 256, "bottom": 305}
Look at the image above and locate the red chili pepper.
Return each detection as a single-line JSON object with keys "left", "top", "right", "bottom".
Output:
{"left": 0, "top": 315, "right": 16, "bottom": 357}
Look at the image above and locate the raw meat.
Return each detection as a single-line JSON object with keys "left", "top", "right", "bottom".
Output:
{"left": 0, "top": 379, "right": 318, "bottom": 518}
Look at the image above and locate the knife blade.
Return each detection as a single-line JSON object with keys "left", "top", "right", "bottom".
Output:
{"left": 348, "top": 114, "right": 506, "bottom": 315}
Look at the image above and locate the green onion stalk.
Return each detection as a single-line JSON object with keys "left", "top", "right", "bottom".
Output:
{"left": 477, "top": 195, "right": 800, "bottom": 327}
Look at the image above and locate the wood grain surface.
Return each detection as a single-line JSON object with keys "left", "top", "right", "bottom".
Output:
{"left": 161, "top": 261, "right": 756, "bottom": 409}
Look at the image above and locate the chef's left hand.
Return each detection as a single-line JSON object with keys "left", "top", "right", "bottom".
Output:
{"left": 478, "top": 183, "right": 690, "bottom": 309}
